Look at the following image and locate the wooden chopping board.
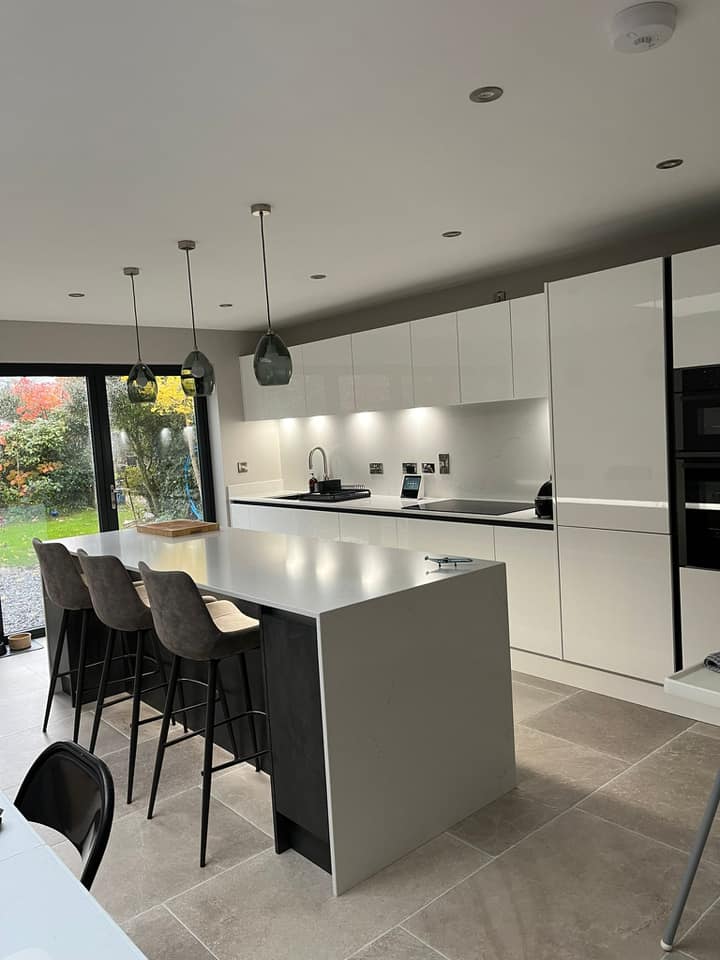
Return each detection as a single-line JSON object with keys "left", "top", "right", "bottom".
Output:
{"left": 136, "top": 519, "right": 219, "bottom": 537}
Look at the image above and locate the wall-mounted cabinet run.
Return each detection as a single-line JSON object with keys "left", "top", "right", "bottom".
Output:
{"left": 239, "top": 293, "right": 548, "bottom": 421}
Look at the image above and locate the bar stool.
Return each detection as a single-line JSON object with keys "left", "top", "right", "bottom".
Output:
{"left": 33, "top": 539, "right": 97, "bottom": 745}
{"left": 138, "top": 561, "right": 268, "bottom": 867}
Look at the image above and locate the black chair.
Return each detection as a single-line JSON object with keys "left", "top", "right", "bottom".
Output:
{"left": 15, "top": 741, "right": 114, "bottom": 890}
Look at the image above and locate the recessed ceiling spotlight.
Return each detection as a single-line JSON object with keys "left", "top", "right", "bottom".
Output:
{"left": 218, "top": 302, "right": 233, "bottom": 308}
{"left": 442, "top": 230, "right": 462, "bottom": 238}
{"left": 469, "top": 85, "right": 503, "bottom": 103}
{"left": 68, "top": 291, "right": 85, "bottom": 298}
{"left": 656, "top": 158, "right": 683, "bottom": 169}
{"left": 309, "top": 274, "right": 327, "bottom": 280}
{"left": 611, "top": 2, "right": 676, "bottom": 53}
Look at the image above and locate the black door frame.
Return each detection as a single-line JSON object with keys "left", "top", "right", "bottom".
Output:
{"left": 0, "top": 363, "right": 216, "bottom": 639}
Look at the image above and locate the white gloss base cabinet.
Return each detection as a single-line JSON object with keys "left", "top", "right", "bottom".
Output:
{"left": 230, "top": 503, "right": 340, "bottom": 540}
{"left": 679, "top": 566, "right": 720, "bottom": 669}
{"left": 351, "top": 323, "right": 414, "bottom": 412}
{"left": 458, "top": 302, "right": 513, "bottom": 404}
{"left": 557, "top": 526, "right": 674, "bottom": 683}
{"left": 494, "top": 525, "right": 562, "bottom": 659}
{"left": 410, "top": 313, "right": 460, "bottom": 407}
{"left": 396, "top": 517, "right": 495, "bottom": 560}
{"left": 338, "top": 513, "right": 398, "bottom": 547}
{"left": 673, "top": 244, "right": 720, "bottom": 368}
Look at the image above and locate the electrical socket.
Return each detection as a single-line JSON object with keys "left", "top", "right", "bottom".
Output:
{"left": 369, "top": 462, "right": 384, "bottom": 475}
{"left": 236, "top": 461, "right": 248, "bottom": 474}
{"left": 438, "top": 453, "right": 450, "bottom": 475}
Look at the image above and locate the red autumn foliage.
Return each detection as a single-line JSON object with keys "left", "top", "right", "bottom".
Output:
{"left": 11, "top": 378, "right": 68, "bottom": 421}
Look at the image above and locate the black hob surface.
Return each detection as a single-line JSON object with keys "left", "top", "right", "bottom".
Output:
{"left": 404, "top": 499, "right": 532, "bottom": 516}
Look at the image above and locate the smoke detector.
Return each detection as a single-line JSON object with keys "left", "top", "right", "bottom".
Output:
{"left": 611, "top": 2, "right": 676, "bottom": 53}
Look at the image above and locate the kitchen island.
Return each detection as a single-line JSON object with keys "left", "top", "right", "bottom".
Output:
{"left": 53, "top": 527, "right": 515, "bottom": 895}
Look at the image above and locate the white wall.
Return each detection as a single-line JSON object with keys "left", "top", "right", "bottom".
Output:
{"left": 276, "top": 399, "right": 550, "bottom": 500}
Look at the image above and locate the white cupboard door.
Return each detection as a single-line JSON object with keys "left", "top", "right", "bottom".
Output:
{"left": 303, "top": 336, "right": 356, "bottom": 416}
{"left": 558, "top": 526, "right": 674, "bottom": 682}
{"left": 239, "top": 347, "right": 306, "bottom": 420}
{"left": 338, "top": 513, "right": 397, "bottom": 547}
{"left": 396, "top": 518, "right": 495, "bottom": 559}
{"left": 239, "top": 355, "right": 264, "bottom": 421}
{"left": 493, "top": 526, "right": 561, "bottom": 657}
{"left": 352, "top": 324, "right": 414, "bottom": 412}
{"left": 293, "top": 509, "right": 341, "bottom": 541}
{"left": 229, "top": 503, "right": 253, "bottom": 530}
{"left": 679, "top": 566, "right": 720, "bottom": 668}
{"left": 510, "top": 294, "right": 548, "bottom": 399}
{"left": 410, "top": 313, "right": 460, "bottom": 407}
{"left": 549, "top": 260, "right": 668, "bottom": 533}
{"left": 673, "top": 245, "right": 720, "bottom": 367}
{"left": 457, "top": 301, "right": 513, "bottom": 404}
{"left": 244, "top": 505, "right": 299, "bottom": 534}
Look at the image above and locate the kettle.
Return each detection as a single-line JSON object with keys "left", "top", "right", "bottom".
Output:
{"left": 535, "top": 478, "right": 553, "bottom": 520}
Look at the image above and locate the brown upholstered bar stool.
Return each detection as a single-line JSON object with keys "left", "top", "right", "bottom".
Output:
{"left": 139, "top": 561, "right": 268, "bottom": 867}
{"left": 33, "top": 538, "right": 97, "bottom": 744}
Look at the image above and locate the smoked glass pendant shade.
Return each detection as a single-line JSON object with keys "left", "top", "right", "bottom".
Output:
{"left": 253, "top": 331, "right": 292, "bottom": 386}
{"left": 127, "top": 361, "right": 158, "bottom": 403}
{"left": 181, "top": 348, "right": 216, "bottom": 397}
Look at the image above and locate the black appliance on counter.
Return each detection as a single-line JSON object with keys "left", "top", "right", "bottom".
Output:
{"left": 534, "top": 479, "right": 553, "bottom": 519}
{"left": 674, "top": 364, "right": 720, "bottom": 569}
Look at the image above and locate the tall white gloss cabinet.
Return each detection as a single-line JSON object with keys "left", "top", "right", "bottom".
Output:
{"left": 673, "top": 244, "right": 720, "bottom": 368}
{"left": 548, "top": 259, "right": 674, "bottom": 681}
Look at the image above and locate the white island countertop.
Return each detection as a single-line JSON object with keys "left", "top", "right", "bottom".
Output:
{"left": 56, "top": 527, "right": 496, "bottom": 620}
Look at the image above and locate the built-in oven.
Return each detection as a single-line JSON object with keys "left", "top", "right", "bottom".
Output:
{"left": 674, "top": 365, "right": 720, "bottom": 455}
{"left": 676, "top": 458, "right": 720, "bottom": 569}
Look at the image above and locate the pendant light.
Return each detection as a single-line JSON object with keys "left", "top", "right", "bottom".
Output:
{"left": 251, "top": 202, "right": 292, "bottom": 386}
{"left": 178, "top": 240, "right": 216, "bottom": 397}
{"left": 124, "top": 266, "right": 158, "bottom": 404}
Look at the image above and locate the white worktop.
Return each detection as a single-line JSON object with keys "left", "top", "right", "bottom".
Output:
{"left": 228, "top": 488, "right": 552, "bottom": 528}
{"left": 0, "top": 790, "right": 146, "bottom": 959}
{"left": 56, "top": 528, "right": 497, "bottom": 620}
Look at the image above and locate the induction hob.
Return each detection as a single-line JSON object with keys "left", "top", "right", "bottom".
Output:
{"left": 403, "top": 499, "right": 533, "bottom": 516}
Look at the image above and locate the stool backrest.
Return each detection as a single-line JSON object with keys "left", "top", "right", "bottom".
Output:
{"left": 76, "top": 550, "right": 153, "bottom": 633}
{"left": 32, "top": 538, "right": 91, "bottom": 611}
{"left": 15, "top": 741, "right": 114, "bottom": 890}
{"left": 138, "top": 561, "right": 218, "bottom": 661}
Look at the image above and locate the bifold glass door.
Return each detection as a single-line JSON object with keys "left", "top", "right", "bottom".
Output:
{"left": 0, "top": 366, "right": 214, "bottom": 640}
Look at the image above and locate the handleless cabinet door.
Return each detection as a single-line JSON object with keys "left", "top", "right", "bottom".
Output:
{"left": 303, "top": 335, "right": 356, "bottom": 416}
{"left": 673, "top": 245, "right": 720, "bottom": 367}
{"left": 292, "top": 509, "right": 341, "bottom": 541}
{"left": 396, "top": 517, "right": 495, "bottom": 560}
{"left": 549, "top": 259, "right": 668, "bottom": 533}
{"left": 352, "top": 323, "right": 414, "bottom": 412}
{"left": 230, "top": 503, "right": 253, "bottom": 529}
{"left": 239, "top": 348, "right": 306, "bottom": 420}
{"left": 458, "top": 301, "right": 513, "bottom": 403}
{"left": 558, "top": 526, "right": 674, "bottom": 682}
{"left": 410, "top": 313, "right": 460, "bottom": 407}
{"left": 510, "top": 294, "right": 548, "bottom": 399}
{"left": 493, "top": 526, "right": 561, "bottom": 657}
{"left": 338, "top": 513, "right": 398, "bottom": 547}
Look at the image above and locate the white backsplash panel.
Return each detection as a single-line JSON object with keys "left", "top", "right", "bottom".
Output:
{"left": 278, "top": 398, "right": 551, "bottom": 500}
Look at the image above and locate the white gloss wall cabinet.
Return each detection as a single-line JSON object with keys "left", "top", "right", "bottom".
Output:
{"left": 396, "top": 517, "right": 495, "bottom": 560}
{"left": 458, "top": 302, "right": 513, "bottom": 404}
{"left": 493, "top": 525, "right": 561, "bottom": 658}
{"left": 548, "top": 259, "right": 668, "bottom": 534}
{"left": 679, "top": 566, "right": 720, "bottom": 668}
{"left": 557, "top": 525, "right": 674, "bottom": 682}
{"left": 410, "top": 313, "right": 460, "bottom": 407}
{"left": 673, "top": 244, "right": 720, "bottom": 368}
{"left": 303, "top": 335, "right": 356, "bottom": 416}
{"left": 338, "top": 513, "right": 398, "bottom": 547}
{"left": 351, "top": 323, "right": 414, "bottom": 412}
{"left": 240, "top": 347, "right": 307, "bottom": 421}
{"left": 510, "top": 294, "right": 548, "bottom": 400}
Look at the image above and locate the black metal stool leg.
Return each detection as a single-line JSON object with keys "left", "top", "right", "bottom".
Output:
{"left": 150, "top": 632, "right": 177, "bottom": 728}
{"left": 217, "top": 673, "right": 240, "bottom": 760}
{"left": 147, "top": 654, "right": 180, "bottom": 820}
{"left": 72, "top": 609, "right": 90, "bottom": 744}
{"left": 89, "top": 628, "right": 115, "bottom": 754}
{"left": 200, "top": 659, "right": 218, "bottom": 868}
{"left": 43, "top": 608, "right": 68, "bottom": 733}
{"left": 127, "top": 630, "right": 145, "bottom": 804}
{"left": 238, "top": 651, "right": 260, "bottom": 771}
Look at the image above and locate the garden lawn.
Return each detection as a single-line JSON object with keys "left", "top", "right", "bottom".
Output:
{"left": 0, "top": 507, "right": 101, "bottom": 567}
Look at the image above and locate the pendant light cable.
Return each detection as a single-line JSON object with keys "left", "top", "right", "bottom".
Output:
{"left": 130, "top": 273, "right": 142, "bottom": 361}
{"left": 183, "top": 247, "right": 199, "bottom": 350}
{"left": 259, "top": 211, "right": 273, "bottom": 334}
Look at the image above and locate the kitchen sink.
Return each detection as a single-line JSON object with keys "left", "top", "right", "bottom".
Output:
{"left": 278, "top": 490, "right": 371, "bottom": 503}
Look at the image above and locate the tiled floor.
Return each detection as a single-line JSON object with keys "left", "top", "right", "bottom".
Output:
{"left": 3, "top": 649, "right": 720, "bottom": 959}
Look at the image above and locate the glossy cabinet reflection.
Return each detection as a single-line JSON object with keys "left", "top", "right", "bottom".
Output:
{"left": 673, "top": 244, "right": 720, "bottom": 368}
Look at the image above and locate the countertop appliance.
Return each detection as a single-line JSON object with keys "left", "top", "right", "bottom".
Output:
{"left": 403, "top": 499, "right": 532, "bottom": 516}
{"left": 535, "top": 479, "right": 553, "bottom": 519}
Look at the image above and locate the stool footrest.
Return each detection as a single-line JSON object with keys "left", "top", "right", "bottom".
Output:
{"left": 209, "top": 750, "right": 269, "bottom": 776}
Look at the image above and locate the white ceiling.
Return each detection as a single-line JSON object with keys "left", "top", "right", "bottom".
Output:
{"left": 1, "top": 0, "right": 719, "bottom": 332}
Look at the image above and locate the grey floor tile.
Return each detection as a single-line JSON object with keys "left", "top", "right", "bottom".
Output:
{"left": 352, "top": 928, "right": 444, "bottom": 959}
{"left": 525, "top": 690, "right": 693, "bottom": 762}
{"left": 678, "top": 898, "right": 720, "bottom": 959}
{"left": 169, "top": 833, "right": 489, "bottom": 960}
{"left": 57, "top": 786, "right": 271, "bottom": 923}
{"left": 211, "top": 763, "right": 274, "bottom": 836}
{"left": 123, "top": 905, "right": 216, "bottom": 960}
{"left": 406, "top": 809, "right": 720, "bottom": 960}
{"left": 511, "top": 681, "right": 565, "bottom": 722}
{"left": 690, "top": 721, "right": 720, "bottom": 741}
{"left": 97, "top": 697, "right": 163, "bottom": 743}
{"left": 511, "top": 671, "right": 578, "bottom": 697}
{"left": 0, "top": 654, "right": 49, "bottom": 695}
{"left": 514, "top": 725, "right": 629, "bottom": 810}
{"left": 580, "top": 730, "right": 720, "bottom": 864}
{"left": 450, "top": 790, "right": 558, "bottom": 855}
{"left": 0, "top": 686, "right": 73, "bottom": 737}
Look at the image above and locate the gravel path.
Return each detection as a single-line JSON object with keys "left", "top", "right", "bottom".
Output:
{"left": 0, "top": 565, "right": 44, "bottom": 634}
